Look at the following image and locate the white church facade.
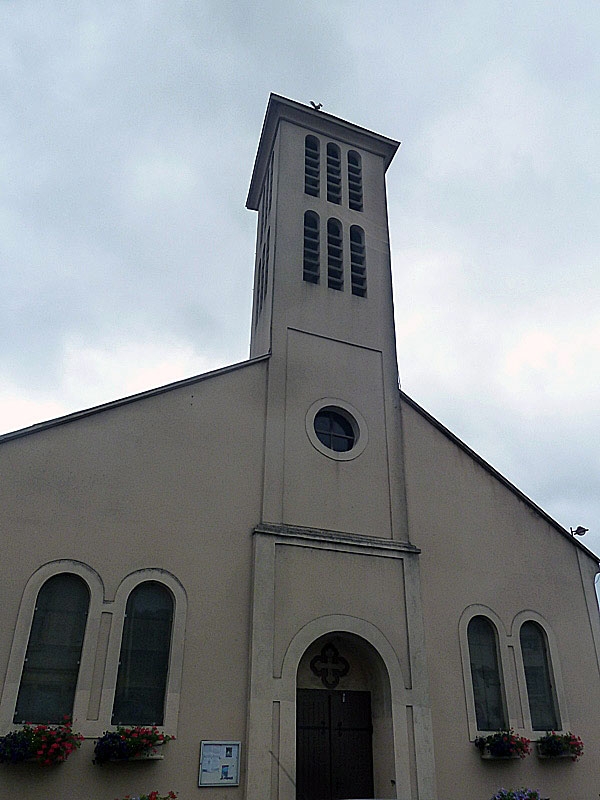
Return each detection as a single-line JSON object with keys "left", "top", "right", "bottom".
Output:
{"left": 1, "top": 94, "right": 599, "bottom": 800}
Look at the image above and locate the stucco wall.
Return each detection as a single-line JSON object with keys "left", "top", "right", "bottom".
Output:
{"left": 401, "top": 396, "right": 600, "bottom": 799}
{"left": 0, "top": 360, "right": 268, "bottom": 800}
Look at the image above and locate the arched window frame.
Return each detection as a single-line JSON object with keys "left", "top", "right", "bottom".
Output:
{"left": 327, "top": 217, "right": 343, "bottom": 290}
{"left": 326, "top": 142, "right": 342, "bottom": 205}
{"left": 303, "top": 210, "right": 320, "bottom": 284}
{"left": 347, "top": 150, "right": 363, "bottom": 211}
{"left": 349, "top": 225, "right": 366, "bottom": 297}
{"left": 511, "top": 611, "right": 568, "bottom": 733}
{"left": 0, "top": 561, "right": 104, "bottom": 734}
{"left": 467, "top": 615, "right": 507, "bottom": 732}
{"left": 459, "top": 606, "right": 511, "bottom": 739}
{"left": 304, "top": 135, "right": 320, "bottom": 197}
{"left": 99, "top": 569, "right": 187, "bottom": 733}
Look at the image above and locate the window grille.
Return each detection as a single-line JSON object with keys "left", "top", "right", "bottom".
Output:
{"left": 327, "top": 218, "right": 343, "bottom": 290}
{"left": 326, "top": 143, "right": 342, "bottom": 204}
{"left": 347, "top": 151, "right": 363, "bottom": 211}
{"left": 14, "top": 574, "right": 90, "bottom": 724}
{"left": 314, "top": 408, "right": 355, "bottom": 452}
{"left": 112, "top": 581, "right": 173, "bottom": 726}
{"left": 303, "top": 211, "right": 320, "bottom": 284}
{"left": 467, "top": 616, "right": 507, "bottom": 731}
{"left": 520, "top": 621, "right": 560, "bottom": 730}
{"left": 350, "top": 226, "right": 366, "bottom": 296}
{"left": 304, "top": 136, "right": 320, "bottom": 197}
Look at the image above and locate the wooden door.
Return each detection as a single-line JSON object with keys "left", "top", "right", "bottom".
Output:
{"left": 296, "top": 689, "right": 374, "bottom": 800}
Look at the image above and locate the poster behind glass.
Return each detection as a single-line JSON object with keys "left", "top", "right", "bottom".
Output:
{"left": 199, "top": 740, "right": 241, "bottom": 786}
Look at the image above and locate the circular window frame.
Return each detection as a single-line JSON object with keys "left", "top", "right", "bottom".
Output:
{"left": 306, "top": 399, "right": 368, "bottom": 461}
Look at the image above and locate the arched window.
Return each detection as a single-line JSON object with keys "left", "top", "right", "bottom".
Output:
{"left": 350, "top": 226, "right": 366, "bottom": 297}
{"left": 347, "top": 151, "right": 363, "bottom": 211}
{"left": 305, "top": 136, "right": 320, "bottom": 197}
{"left": 14, "top": 573, "right": 90, "bottom": 724}
{"left": 326, "top": 143, "right": 342, "bottom": 204}
{"left": 467, "top": 616, "right": 507, "bottom": 731}
{"left": 520, "top": 621, "right": 560, "bottom": 730}
{"left": 327, "top": 218, "right": 343, "bottom": 290}
{"left": 112, "top": 581, "right": 174, "bottom": 726}
{"left": 303, "top": 211, "right": 320, "bottom": 284}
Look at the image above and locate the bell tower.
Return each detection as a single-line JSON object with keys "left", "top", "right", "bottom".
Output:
{"left": 244, "top": 97, "right": 436, "bottom": 800}
{"left": 247, "top": 94, "right": 400, "bottom": 364}
{"left": 246, "top": 95, "right": 409, "bottom": 541}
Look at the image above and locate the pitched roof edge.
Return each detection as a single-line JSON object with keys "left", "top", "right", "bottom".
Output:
{"left": 0, "top": 353, "right": 270, "bottom": 444}
{"left": 400, "top": 389, "right": 600, "bottom": 564}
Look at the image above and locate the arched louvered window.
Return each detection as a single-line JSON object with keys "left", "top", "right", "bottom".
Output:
{"left": 520, "top": 621, "right": 560, "bottom": 730}
{"left": 305, "top": 136, "right": 320, "bottom": 197}
{"left": 347, "top": 151, "right": 363, "bottom": 211}
{"left": 112, "top": 581, "right": 174, "bottom": 726}
{"left": 14, "top": 573, "right": 89, "bottom": 724}
{"left": 467, "top": 616, "right": 507, "bottom": 731}
{"left": 350, "top": 226, "right": 366, "bottom": 297}
{"left": 327, "top": 218, "right": 343, "bottom": 290}
{"left": 303, "top": 211, "right": 320, "bottom": 284}
{"left": 326, "top": 143, "right": 342, "bottom": 204}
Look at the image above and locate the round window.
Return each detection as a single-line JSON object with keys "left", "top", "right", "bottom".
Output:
{"left": 306, "top": 399, "right": 368, "bottom": 461}
{"left": 314, "top": 407, "right": 356, "bottom": 452}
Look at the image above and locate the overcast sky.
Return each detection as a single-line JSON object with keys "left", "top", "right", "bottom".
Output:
{"left": 2, "top": 2, "right": 599, "bottom": 556}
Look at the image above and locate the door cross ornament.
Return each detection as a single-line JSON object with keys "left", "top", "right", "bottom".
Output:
{"left": 310, "top": 641, "right": 350, "bottom": 688}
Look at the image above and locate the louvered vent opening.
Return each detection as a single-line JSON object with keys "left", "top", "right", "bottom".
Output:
{"left": 258, "top": 227, "right": 270, "bottom": 315}
{"left": 303, "top": 211, "right": 320, "bottom": 283}
{"left": 263, "top": 228, "right": 270, "bottom": 302}
{"left": 350, "top": 225, "right": 366, "bottom": 296}
{"left": 305, "top": 136, "right": 320, "bottom": 197}
{"left": 348, "top": 151, "right": 363, "bottom": 211}
{"left": 254, "top": 251, "right": 263, "bottom": 326}
{"left": 326, "top": 143, "right": 342, "bottom": 205}
{"left": 327, "top": 218, "right": 343, "bottom": 290}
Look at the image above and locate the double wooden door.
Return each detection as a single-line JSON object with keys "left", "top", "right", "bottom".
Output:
{"left": 296, "top": 688, "right": 374, "bottom": 800}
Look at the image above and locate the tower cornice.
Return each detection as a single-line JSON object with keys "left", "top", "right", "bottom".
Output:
{"left": 246, "top": 93, "right": 400, "bottom": 209}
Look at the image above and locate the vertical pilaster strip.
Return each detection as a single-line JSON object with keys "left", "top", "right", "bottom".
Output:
{"left": 87, "top": 612, "right": 112, "bottom": 720}
{"left": 403, "top": 553, "right": 438, "bottom": 799}
{"left": 246, "top": 533, "right": 276, "bottom": 800}
{"left": 270, "top": 701, "right": 281, "bottom": 799}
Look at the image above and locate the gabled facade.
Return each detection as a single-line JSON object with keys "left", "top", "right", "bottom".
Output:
{"left": 0, "top": 94, "right": 599, "bottom": 800}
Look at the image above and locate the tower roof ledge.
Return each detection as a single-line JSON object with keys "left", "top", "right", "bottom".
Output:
{"left": 247, "top": 93, "right": 400, "bottom": 210}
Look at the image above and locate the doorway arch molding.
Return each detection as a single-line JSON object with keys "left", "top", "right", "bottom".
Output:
{"left": 279, "top": 613, "right": 406, "bottom": 694}
{"left": 276, "top": 614, "right": 413, "bottom": 800}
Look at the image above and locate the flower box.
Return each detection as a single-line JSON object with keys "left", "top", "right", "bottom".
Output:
{"left": 535, "top": 746, "right": 572, "bottom": 759}
{"left": 0, "top": 719, "right": 82, "bottom": 766}
{"left": 108, "top": 744, "right": 165, "bottom": 762}
{"left": 480, "top": 749, "right": 521, "bottom": 760}
{"left": 93, "top": 726, "right": 173, "bottom": 765}
{"left": 114, "top": 793, "right": 177, "bottom": 800}
{"left": 474, "top": 730, "right": 531, "bottom": 760}
{"left": 535, "top": 731, "right": 583, "bottom": 761}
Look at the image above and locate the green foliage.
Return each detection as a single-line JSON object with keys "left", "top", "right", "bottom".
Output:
{"left": 475, "top": 729, "right": 531, "bottom": 758}
{"left": 94, "top": 726, "right": 174, "bottom": 765}
{"left": 0, "top": 718, "right": 82, "bottom": 765}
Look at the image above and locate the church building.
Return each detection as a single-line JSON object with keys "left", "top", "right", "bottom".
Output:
{"left": 1, "top": 94, "right": 599, "bottom": 800}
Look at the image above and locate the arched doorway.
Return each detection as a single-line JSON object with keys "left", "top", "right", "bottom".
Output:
{"left": 296, "top": 633, "right": 393, "bottom": 800}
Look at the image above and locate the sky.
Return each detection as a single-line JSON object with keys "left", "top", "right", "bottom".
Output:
{"left": 1, "top": 2, "right": 599, "bottom": 556}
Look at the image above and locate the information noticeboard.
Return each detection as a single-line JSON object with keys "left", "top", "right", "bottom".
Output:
{"left": 198, "top": 740, "right": 241, "bottom": 786}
